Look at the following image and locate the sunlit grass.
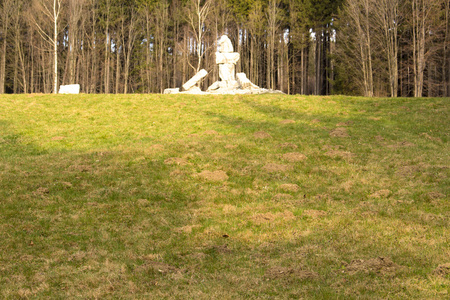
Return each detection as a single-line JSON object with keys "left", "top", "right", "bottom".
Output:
{"left": 0, "top": 94, "right": 449, "bottom": 298}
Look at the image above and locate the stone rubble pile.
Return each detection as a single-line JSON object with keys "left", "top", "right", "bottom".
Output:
{"left": 164, "top": 35, "right": 282, "bottom": 95}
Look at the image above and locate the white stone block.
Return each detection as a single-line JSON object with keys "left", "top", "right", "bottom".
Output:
{"left": 182, "top": 69, "right": 208, "bottom": 91}
{"left": 59, "top": 84, "right": 80, "bottom": 94}
{"left": 236, "top": 73, "right": 258, "bottom": 89}
{"left": 163, "top": 88, "right": 180, "bottom": 94}
{"left": 219, "top": 64, "right": 236, "bottom": 82}
{"left": 216, "top": 52, "right": 240, "bottom": 65}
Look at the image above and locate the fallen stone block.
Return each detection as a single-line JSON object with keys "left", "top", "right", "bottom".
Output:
{"left": 163, "top": 88, "right": 180, "bottom": 94}
{"left": 236, "top": 73, "right": 258, "bottom": 89}
{"left": 59, "top": 84, "right": 80, "bottom": 94}
{"left": 182, "top": 69, "right": 208, "bottom": 91}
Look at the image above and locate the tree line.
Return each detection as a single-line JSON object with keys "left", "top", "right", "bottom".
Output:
{"left": 0, "top": 0, "right": 448, "bottom": 96}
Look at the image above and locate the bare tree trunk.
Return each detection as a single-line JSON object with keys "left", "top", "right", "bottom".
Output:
{"left": 115, "top": 36, "right": 121, "bottom": 94}
{"left": 444, "top": 0, "right": 449, "bottom": 96}
{"left": 186, "top": 0, "right": 211, "bottom": 74}
{"left": 0, "top": 0, "right": 13, "bottom": 94}
{"left": 104, "top": 0, "right": 111, "bottom": 93}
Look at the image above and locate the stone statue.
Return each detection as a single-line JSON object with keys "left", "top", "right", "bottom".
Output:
{"left": 165, "top": 34, "right": 281, "bottom": 94}
{"left": 217, "top": 35, "right": 234, "bottom": 53}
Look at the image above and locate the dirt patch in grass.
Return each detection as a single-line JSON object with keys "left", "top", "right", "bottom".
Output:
{"left": 224, "top": 144, "right": 237, "bottom": 149}
{"left": 170, "top": 169, "right": 185, "bottom": 177}
{"left": 68, "top": 164, "right": 92, "bottom": 172}
{"left": 252, "top": 211, "right": 295, "bottom": 224}
{"left": 272, "top": 193, "right": 294, "bottom": 201}
{"left": 388, "top": 141, "right": 415, "bottom": 149}
{"left": 278, "top": 143, "right": 298, "bottom": 149}
{"left": 311, "top": 119, "right": 321, "bottom": 124}
{"left": 336, "top": 121, "right": 354, "bottom": 126}
{"left": 197, "top": 170, "right": 228, "bottom": 181}
{"left": 304, "top": 210, "right": 327, "bottom": 218}
{"left": 280, "top": 119, "right": 295, "bottom": 124}
{"left": 33, "top": 187, "right": 49, "bottom": 196}
{"left": 346, "top": 257, "right": 403, "bottom": 275}
{"left": 254, "top": 131, "right": 272, "bottom": 139}
{"left": 265, "top": 266, "right": 318, "bottom": 280}
{"left": 204, "top": 130, "right": 218, "bottom": 135}
{"left": 263, "top": 163, "right": 293, "bottom": 173}
{"left": 211, "top": 244, "right": 232, "bottom": 254}
{"left": 252, "top": 212, "right": 276, "bottom": 224}
{"left": 136, "top": 199, "right": 150, "bottom": 207}
{"left": 396, "top": 166, "right": 419, "bottom": 177}
{"left": 330, "top": 127, "right": 349, "bottom": 137}
{"left": 282, "top": 152, "right": 307, "bottom": 162}
{"left": 421, "top": 133, "right": 442, "bottom": 142}
{"left": 427, "top": 192, "right": 446, "bottom": 200}
{"left": 150, "top": 144, "right": 164, "bottom": 150}
{"left": 51, "top": 136, "right": 65, "bottom": 141}
{"left": 434, "top": 263, "right": 450, "bottom": 276}
{"left": 175, "top": 225, "right": 200, "bottom": 234}
{"left": 279, "top": 184, "right": 300, "bottom": 192}
{"left": 136, "top": 261, "right": 181, "bottom": 275}
{"left": 324, "top": 150, "right": 353, "bottom": 160}
{"left": 369, "top": 189, "right": 391, "bottom": 198}
{"left": 375, "top": 135, "right": 385, "bottom": 142}
{"left": 164, "top": 157, "right": 189, "bottom": 166}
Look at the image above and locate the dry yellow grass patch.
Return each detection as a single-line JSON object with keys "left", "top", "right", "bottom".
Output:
{"left": 254, "top": 131, "right": 272, "bottom": 139}
{"left": 279, "top": 183, "right": 300, "bottom": 192}
{"left": 282, "top": 152, "right": 307, "bottom": 162}
{"left": 263, "top": 163, "right": 293, "bottom": 173}
{"left": 330, "top": 127, "right": 349, "bottom": 137}
{"left": 196, "top": 170, "right": 229, "bottom": 181}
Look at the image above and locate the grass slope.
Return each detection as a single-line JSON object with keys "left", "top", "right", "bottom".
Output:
{"left": 0, "top": 94, "right": 449, "bottom": 298}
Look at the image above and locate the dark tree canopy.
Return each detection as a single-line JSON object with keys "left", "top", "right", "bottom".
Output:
{"left": 0, "top": 0, "right": 448, "bottom": 96}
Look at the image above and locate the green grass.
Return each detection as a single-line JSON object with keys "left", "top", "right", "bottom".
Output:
{"left": 0, "top": 93, "right": 449, "bottom": 298}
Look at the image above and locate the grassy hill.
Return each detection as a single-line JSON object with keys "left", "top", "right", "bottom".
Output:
{"left": 0, "top": 94, "right": 448, "bottom": 298}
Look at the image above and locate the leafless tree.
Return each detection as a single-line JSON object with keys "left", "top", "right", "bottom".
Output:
{"left": 29, "top": 0, "right": 63, "bottom": 94}
{"left": 186, "top": 0, "right": 211, "bottom": 73}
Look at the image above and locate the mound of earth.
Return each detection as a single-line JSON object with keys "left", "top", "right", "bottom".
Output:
{"left": 303, "top": 210, "right": 327, "bottom": 218}
{"left": 346, "top": 257, "right": 402, "bottom": 275}
{"left": 336, "top": 121, "right": 354, "bottom": 126}
{"left": 252, "top": 211, "right": 295, "bottom": 225}
{"left": 150, "top": 144, "right": 164, "bottom": 150}
{"left": 197, "top": 170, "right": 229, "bottom": 181}
{"left": 282, "top": 152, "right": 307, "bottom": 162}
{"left": 224, "top": 144, "right": 237, "bottom": 149}
{"left": 278, "top": 143, "right": 298, "bottom": 149}
{"left": 164, "top": 157, "right": 189, "bottom": 166}
{"left": 263, "top": 163, "right": 293, "bottom": 173}
{"left": 272, "top": 193, "right": 294, "bottom": 201}
{"left": 434, "top": 263, "right": 450, "bottom": 276}
{"left": 427, "top": 192, "right": 446, "bottom": 200}
{"left": 324, "top": 150, "right": 353, "bottom": 160}
{"left": 388, "top": 141, "right": 415, "bottom": 148}
{"left": 136, "top": 261, "right": 180, "bottom": 275}
{"left": 279, "top": 184, "right": 300, "bottom": 192}
{"left": 254, "top": 131, "right": 272, "bottom": 139}
{"left": 265, "top": 266, "right": 318, "bottom": 280}
{"left": 204, "top": 130, "right": 218, "bottom": 135}
{"left": 330, "top": 127, "right": 349, "bottom": 137}
{"left": 369, "top": 189, "right": 391, "bottom": 198}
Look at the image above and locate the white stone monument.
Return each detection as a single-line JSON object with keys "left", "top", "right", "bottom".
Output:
{"left": 206, "top": 35, "right": 268, "bottom": 94}
{"left": 163, "top": 35, "right": 282, "bottom": 95}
